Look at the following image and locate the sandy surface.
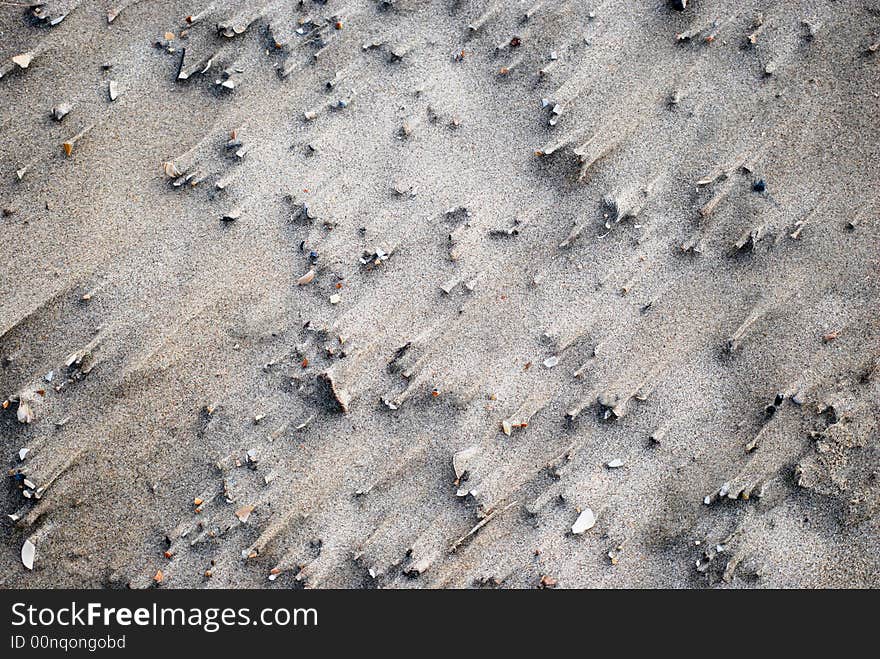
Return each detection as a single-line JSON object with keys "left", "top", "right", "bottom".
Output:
{"left": 0, "top": 0, "right": 878, "bottom": 588}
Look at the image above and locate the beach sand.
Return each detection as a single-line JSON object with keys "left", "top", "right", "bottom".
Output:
{"left": 1, "top": 0, "right": 878, "bottom": 588}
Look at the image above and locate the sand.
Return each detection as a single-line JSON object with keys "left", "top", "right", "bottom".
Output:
{"left": 0, "top": 0, "right": 878, "bottom": 588}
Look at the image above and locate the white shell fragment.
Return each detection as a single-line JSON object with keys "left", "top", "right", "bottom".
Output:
{"left": 329, "top": 293, "right": 341, "bottom": 304}
{"left": 21, "top": 539, "right": 36, "bottom": 570}
{"left": 571, "top": 508, "right": 596, "bottom": 534}
{"left": 606, "top": 458, "right": 624, "bottom": 468}
{"left": 440, "top": 279, "right": 457, "bottom": 294}
{"left": 12, "top": 53, "right": 33, "bottom": 69}
{"left": 297, "top": 269, "right": 315, "bottom": 286}
{"left": 543, "top": 355, "right": 559, "bottom": 368}
{"left": 108, "top": 80, "right": 119, "bottom": 101}
{"left": 18, "top": 448, "right": 30, "bottom": 461}
{"left": 17, "top": 397, "right": 34, "bottom": 424}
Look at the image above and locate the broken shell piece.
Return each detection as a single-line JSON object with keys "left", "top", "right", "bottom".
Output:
{"left": 440, "top": 278, "right": 458, "bottom": 294}
{"left": 571, "top": 508, "right": 596, "bottom": 534}
{"left": 108, "top": 81, "right": 120, "bottom": 101}
{"left": 361, "top": 248, "right": 384, "bottom": 267}
{"left": 21, "top": 539, "right": 36, "bottom": 570}
{"left": 17, "top": 396, "right": 35, "bottom": 424}
{"left": 12, "top": 53, "right": 34, "bottom": 69}
{"left": 297, "top": 269, "right": 315, "bottom": 286}
{"left": 19, "top": 448, "right": 30, "bottom": 461}
{"left": 401, "top": 115, "right": 419, "bottom": 137}
{"left": 32, "top": 5, "right": 68, "bottom": 25}
{"left": 329, "top": 293, "right": 341, "bottom": 304}
{"left": 500, "top": 392, "right": 548, "bottom": 436}
{"left": 235, "top": 505, "right": 254, "bottom": 523}
{"left": 606, "top": 458, "right": 624, "bottom": 468}
{"left": 320, "top": 370, "right": 351, "bottom": 413}
{"left": 162, "top": 161, "right": 181, "bottom": 178}
{"left": 543, "top": 355, "right": 559, "bottom": 368}
{"left": 392, "top": 179, "right": 416, "bottom": 197}
{"left": 453, "top": 446, "right": 481, "bottom": 480}
{"left": 597, "top": 391, "right": 627, "bottom": 419}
